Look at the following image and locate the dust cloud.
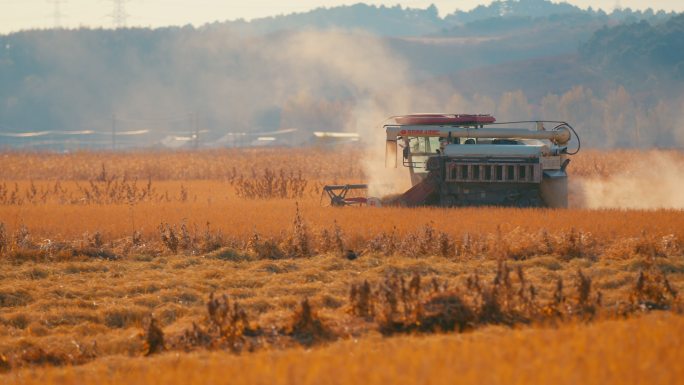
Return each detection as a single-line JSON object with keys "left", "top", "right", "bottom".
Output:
{"left": 572, "top": 151, "right": 684, "bottom": 209}
{"left": 276, "top": 30, "right": 439, "bottom": 197}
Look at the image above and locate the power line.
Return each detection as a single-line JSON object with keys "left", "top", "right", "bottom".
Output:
{"left": 109, "top": 0, "right": 130, "bottom": 29}
{"left": 46, "top": 0, "right": 67, "bottom": 29}
{"left": 191, "top": 112, "right": 199, "bottom": 149}
{"left": 111, "top": 114, "right": 117, "bottom": 150}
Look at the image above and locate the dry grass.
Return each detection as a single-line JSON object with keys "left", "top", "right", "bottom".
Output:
{"left": 0, "top": 148, "right": 683, "bottom": 381}
{"left": 3, "top": 313, "right": 683, "bottom": 385}
{"left": 0, "top": 148, "right": 364, "bottom": 181}
{"left": 0, "top": 241, "right": 681, "bottom": 370}
{"left": 0, "top": 204, "right": 681, "bottom": 264}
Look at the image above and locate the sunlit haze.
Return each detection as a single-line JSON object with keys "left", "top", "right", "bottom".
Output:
{"left": 0, "top": 0, "right": 682, "bottom": 34}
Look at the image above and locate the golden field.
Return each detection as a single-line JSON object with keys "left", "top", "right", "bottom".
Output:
{"left": 3, "top": 313, "right": 683, "bottom": 385}
{"left": 0, "top": 148, "right": 683, "bottom": 383}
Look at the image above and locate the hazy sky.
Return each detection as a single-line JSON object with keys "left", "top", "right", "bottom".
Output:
{"left": 1, "top": 0, "right": 682, "bottom": 34}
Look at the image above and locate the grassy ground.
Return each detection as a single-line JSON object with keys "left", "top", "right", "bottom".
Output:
{"left": 1, "top": 247, "right": 682, "bottom": 370}
{"left": 0, "top": 148, "right": 683, "bottom": 381}
{"left": 4, "top": 312, "right": 683, "bottom": 385}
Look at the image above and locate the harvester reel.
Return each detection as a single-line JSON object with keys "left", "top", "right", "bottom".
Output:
{"left": 321, "top": 184, "right": 369, "bottom": 207}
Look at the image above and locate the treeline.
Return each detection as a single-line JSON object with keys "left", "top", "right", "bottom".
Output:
{"left": 581, "top": 13, "right": 684, "bottom": 88}
{"left": 445, "top": 0, "right": 673, "bottom": 25}
{"left": 193, "top": 0, "right": 675, "bottom": 37}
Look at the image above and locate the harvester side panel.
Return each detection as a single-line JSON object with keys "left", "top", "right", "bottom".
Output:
{"left": 445, "top": 162, "right": 541, "bottom": 184}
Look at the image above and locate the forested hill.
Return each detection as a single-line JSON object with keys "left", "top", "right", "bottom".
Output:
{"left": 203, "top": 0, "right": 672, "bottom": 37}
{"left": 581, "top": 13, "right": 684, "bottom": 89}
{"left": 0, "top": 1, "right": 683, "bottom": 149}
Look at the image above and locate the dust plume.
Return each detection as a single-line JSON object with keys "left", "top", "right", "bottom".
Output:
{"left": 572, "top": 151, "right": 684, "bottom": 209}
{"left": 276, "top": 29, "right": 438, "bottom": 197}
{"left": 354, "top": 101, "right": 413, "bottom": 198}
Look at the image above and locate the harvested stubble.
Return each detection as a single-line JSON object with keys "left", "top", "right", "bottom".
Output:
{"left": 0, "top": 232, "right": 681, "bottom": 370}
{"left": 3, "top": 313, "right": 684, "bottom": 385}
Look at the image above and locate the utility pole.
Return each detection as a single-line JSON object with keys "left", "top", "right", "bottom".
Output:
{"left": 109, "top": 0, "right": 130, "bottom": 29}
{"left": 47, "top": 0, "right": 67, "bottom": 29}
{"left": 112, "top": 114, "right": 117, "bottom": 151}
{"left": 192, "top": 112, "right": 199, "bottom": 150}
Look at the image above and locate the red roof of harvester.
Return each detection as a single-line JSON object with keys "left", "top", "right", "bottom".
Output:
{"left": 393, "top": 114, "right": 496, "bottom": 125}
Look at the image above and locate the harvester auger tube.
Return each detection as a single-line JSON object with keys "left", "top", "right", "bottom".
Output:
{"left": 383, "top": 115, "right": 580, "bottom": 208}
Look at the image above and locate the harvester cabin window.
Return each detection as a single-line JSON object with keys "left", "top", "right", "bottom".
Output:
{"left": 409, "top": 137, "right": 440, "bottom": 154}
{"left": 407, "top": 137, "right": 441, "bottom": 171}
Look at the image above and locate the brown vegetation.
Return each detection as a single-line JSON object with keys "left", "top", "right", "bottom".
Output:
{"left": 6, "top": 312, "right": 682, "bottom": 385}
{"left": 0, "top": 148, "right": 682, "bottom": 382}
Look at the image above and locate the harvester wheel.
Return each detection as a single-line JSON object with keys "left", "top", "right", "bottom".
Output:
{"left": 517, "top": 197, "right": 532, "bottom": 208}
{"left": 440, "top": 195, "right": 456, "bottom": 208}
{"left": 517, "top": 191, "right": 542, "bottom": 208}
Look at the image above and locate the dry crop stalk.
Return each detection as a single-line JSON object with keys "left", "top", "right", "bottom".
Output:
{"left": 288, "top": 298, "right": 333, "bottom": 346}
{"left": 143, "top": 316, "right": 165, "bottom": 356}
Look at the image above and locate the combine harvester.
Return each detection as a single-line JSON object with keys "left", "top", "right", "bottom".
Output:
{"left": 323, "top": 114, "right": 580, "bottom": 208}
